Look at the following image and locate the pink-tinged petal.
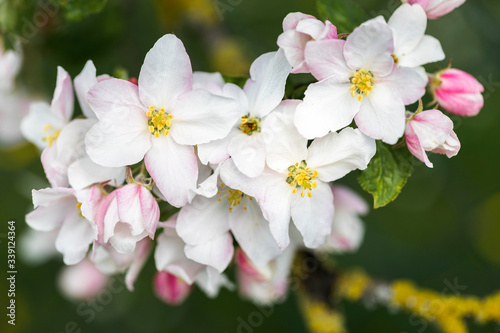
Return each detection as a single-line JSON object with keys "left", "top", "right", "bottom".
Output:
{"left": 305, "top": 39, "right": 350, "bottom": 82}
{"left": 327, "top": 209, "right": 365, "bottom": 253}
{"left": 296, "top": 19, "right": 328, "bottom": 40}
{"left": 405, "top": 120, "right": 434, "bottom": 167}
{"left": 219, "top": 160, "right": 292, "bottom": 249}
{"left": 228, "top": 133, "right": 267, "bottom": 178}
{"left": 51, "top": 66, "right": 74, "bottom": 121}
{"left": 331, "top": 185, "right": 369, "bottom": 215}
{"left": 262, "top": 100, "right": 308, "bottom": 173}
{"left": 75, "top": 185, "right": 104, "bottom": 225}
{"left": 145, "top": 134, "right": 197, "bottom": 208}
{"left": 436, "top": 90, "right": 484, "bottom": 117}
{"left": 68, "top": 156, "right": 126, "bottom": 190}
{"left": 277, "top": 29, "right": 312, "bottom": 74}
{"left": 344, "top": 21, "right": 394, "bottom": 76}
{"left": 58, "top": 259, "right": 109, "bottom": 300}
{"left": 115, "top": 184, "right": 159, "bottom": 238}
{"left": 307, "top": 127, "right": 377, "bottom": 182}
{"left": 85, "top": 107, "right": 151, "bottom": 167}
{"left": 125, "top": 238, "right": 152, "bottom": 291}
{"left": 74, "top": 60, "right": 99, "bottom": 119}
{"left": 139, "top": 34, "right": 193, "bottom": 108}
{"left": 425, "top": 0, "right": 466, "bottom": 19}
{"left": 380, "top": 66, "right": 426, "bottom": 105}
{"left": 229, "top": 199, "right": 281, "bottom": 267}
{"left": 56, "top": 209, "right": 97, "bottom": 265}
{"left": 87, "top": 78, "right": 144, "bottom": 120}
{"left": 170, "top": 89, "right": 239, "bottom": 145}
{"left": 291, "top": 181, "right": 334, "bottom": 248}
{"left": 398, "top": 35, "right": 445, "bottom": 67}
{"left": 177, "top": 195, "right": 230, "bottom": 245}
{"left": 283, "top": 12, "right": 316, "bottom": 30}
{"left": 437, "top": 69, "right": 484, "bottom": 93}
{"left": 245, "top": 50, "right": 291, "bottom": 118}
{"left": 185, "top": 232, "right": 234, "bottom": 272}
{"left": 355, "top": 83, "right": 406, "bottom": 144}
{"left": 154, "top": 271, "right": 193, "bottom": 305}
{"left": 295, "top": 79, "right": 360, "bottom": 139}
{"left": 412, "top": 110, "right": 453, "bottom": 148}
{"left": 195, "top": 267, "right": 234, "bottom": 298}
{"left": 21, "top": 102, "right": 66, "bottom": 149}
{"left": 431, "top": 130, "right": 460, "bottom": 157}
{"left": 406, "top": 0, "right": 431, "bottom": 10}
{"left": 389, "top": 4, "right": 427, "bottom": 57}
{"left": 154, "top": 218, "right": 205, "bottom": 284}
{"left": 109, "top": 224, "right": 148, "bottom": 254}
{"left": 235, "top": 249, "right": 274, "bottom": 281}
{"left": 97, "top": 192, "right": 119, "bottom": 244}
{"left": 41, "top": 144, "right": 68, "bottom": 188}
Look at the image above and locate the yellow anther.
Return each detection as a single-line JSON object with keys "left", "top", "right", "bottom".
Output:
{"left": 301, "top": 192, "right": 305, "bottom": 198}
{"left": 307, "top": 192, "right": 312, "bottom": 198}
{"left": 43, "top": 124, "right": 52, "bottom": 133}
{"left": 154, "top": 132, "right": 160, "bottom": 138}
{"left": 243, "top": 206, "right": 247, "bottom": 210}
{"left": 149, "top": 126, "right": 155, "bottom": 133}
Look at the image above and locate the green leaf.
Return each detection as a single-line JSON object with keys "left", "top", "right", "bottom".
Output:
{"left": 55, "top": 0, "right": 107, "bottom": 21}
{"left": 358, "top": 141, "right": 414, "bottom": 208}
{"left": 316, "top": 0, "right": 370, "bottom": 33}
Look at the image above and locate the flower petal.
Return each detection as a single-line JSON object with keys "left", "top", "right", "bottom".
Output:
{"left": 51, "top": 66, "right": 74, "bottom": 121}
{"left": 227, "top": 133, "right": 266, "bottom": 178}
{"left": 398, "top": 35, "right": 445, "bottom": 67}
{"left": 304, "top": 39, "right": 350, "bottom": 82}
{"left": 144, "top": 134, "right": 198, "bottom": 208}
{"left": 389, "top": 3, "right": 427, "bottom": 58}
{"left": 307, "top": 127, "right": 376, "bottom": 182}
{"left": 74, "top": 60, "right": 99, "bottom": 119}
{"left": 139, "top": 34, "right": 193, "bottom": 108}
{"left": 56, "top": 210, "right": 96, "bottom": 265}
{"left": 185, "top": 232, "right": 234, "bottom": 272}
{"left": 21, "top": 102, "right": 66, "bottom": 149}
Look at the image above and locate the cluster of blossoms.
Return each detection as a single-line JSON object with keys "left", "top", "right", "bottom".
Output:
{"left": 22, "top": 1, "right": 483, "bottom": 304}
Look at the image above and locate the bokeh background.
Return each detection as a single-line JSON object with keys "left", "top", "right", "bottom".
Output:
{"left": 1, "top": 0, "right": 499, "bottom": 332}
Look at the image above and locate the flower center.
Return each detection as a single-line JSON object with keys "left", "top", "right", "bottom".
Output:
{"left": 216, "top": 184, "right": 253, "bottom": 213}
{"left": 349, "top": 70, "right": 374, "bottom": 102}
{"left": 239, "top": 115, "right": 261, "bottom": 136}
{"left": 286, "top": 160, "right": 318, "bottom": 198}
{"left": 42, "top": 123, "right": 61, "bottom": 147}
{"left": 147, "top": 106, "right": 173, "bottom": 137}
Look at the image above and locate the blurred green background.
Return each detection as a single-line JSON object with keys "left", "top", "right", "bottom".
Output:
{"left": 1, "top": 0, "right": 499, "bottom": 332}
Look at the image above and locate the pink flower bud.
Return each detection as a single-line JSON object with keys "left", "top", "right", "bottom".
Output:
{"left": 405, "top": 110, "right": 460, "bottom": 168}
{"left": 429, "top": 68, "right": 484, "bottom": 116}
{"left": 277, "top": 12, "right": 337, "bottom": 74}
{"left": 58, "top": 259, "right": 109, "bottom": 300}
{"left": 154, "top": 271, "right": 192, "bottom": 305}
{"left": 405, "top": 0, "right": 466, "bottom": 19}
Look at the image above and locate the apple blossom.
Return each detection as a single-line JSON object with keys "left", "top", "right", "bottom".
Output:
{"left": 429, "top": 68, "right": 484, "bottom": 116}
{"left": 26, "top": 187, "right": 97, "bottom": 265}
{"left": 0, "top": 43, "right": 22, "bottom": 91}
{"left": 404, "top": 0, "right": 466, "bottom": 19}
{"left": 21, "top": 66, "right": 73, "bottom": 149}
{"left": 196, "top": 50, "right": 291, "bottom": 177}
{"left": 405, "top": 109, "right": 460, "bottom": 167}
{"left": 296, "top": 19, "right": 426, "bottom": 144}
{"left": 85, "top": 34, "right": 240, "bottom": 207}
{"left": 220, "top": 102, "right": 376, "bottom": 249}
{"left": 277, "top": 12, "right": 337, "bottom": 73}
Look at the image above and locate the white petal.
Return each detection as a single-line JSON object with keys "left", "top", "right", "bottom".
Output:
{"left": 21, "top": 102, "right": 65, "bottom": 149}
{"left": 380, "top": 66, "right": 426, "bottom": 105}
{"left": 229, "top": 199, "right": 281, "bottom": 267}
{"left": 177, "top": 196, "right": 230, "bottom": 245}
{"left": 262, "top": 100, "right": 308, "bottom": 173}
{"left": 56, "top": 210, "right": 96, "bottom": 265}
{"left": 307, "top": 127, "right": 376, "bottom": 182}
{"left": 51, "top": 66, "right": 74, "bottom": 121}
{"left": 195, "top": 267, "right": 234, "bottom": 298}
{"left": 74, "top": 60, "right": 99, "bottom": 119}
{"left": 398, "top": 35, "right": 445, "bottom": 67}
{"left": 68, "top": 156, "right": 126, "bottom": 190}
{"left": 85, "top": 107, "right": 151, "bottom": 167}
{"left": 389, "top": 3, "right": 427, "bottom": 57}
{"left": 344, "top": 20, "right": 394, "bottom": 76}
{"left": 228, "top": 133, "right": 267, "bottom": 178}
{"left": 185, "top": 232, "right": 234, "bottom": 272}
{"left": 354, "top": 84, "right": 406, "bottom": 144}
{"left": 304, "top": 39, "right": 351, "bottom": 82}
{"left": 144, "top": 134, "right": 197, "bottom": 208}
{"left": 295, "top": 79, "right": 360, "bottom": 139}
{"left": 170, "top": 89, "right": 239, "bottom": 145}
{"left": 245, "top": 50, "right": 291, "bottom": 118}
{"left": 139, "top": 34, "right": 193, "bottom": 108}
{"left": 291, "top": 181, "right": 334, "bottom": 248}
